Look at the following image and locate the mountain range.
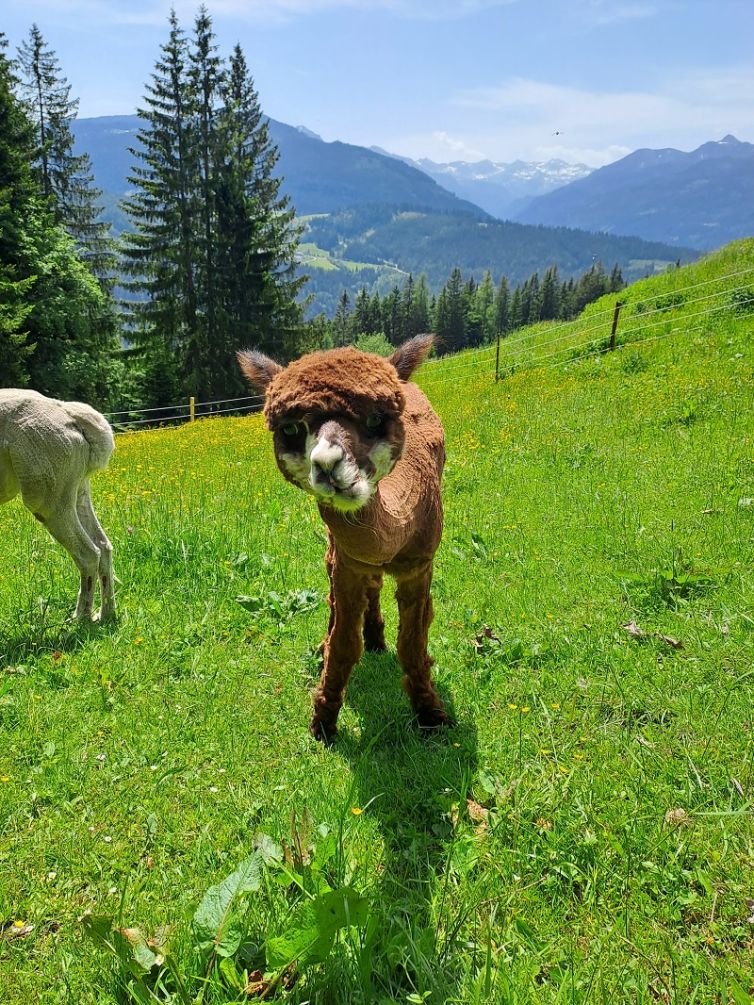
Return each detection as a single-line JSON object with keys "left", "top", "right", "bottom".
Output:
{"left": 514, "top": 135, "right": 754, "bottom": 250}
{"left": 375, "top": 149, "right": 593, "bottom": 219}
{"left": 73, "top": 114, "right": 704, "bottom": 316}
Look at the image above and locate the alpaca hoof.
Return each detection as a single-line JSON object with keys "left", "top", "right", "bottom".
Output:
{"left": 93, "top": 605, "right": 117, "bottom": 624}
{"left": 416, "top": 707, "right": 452, "bottom": 731}
{"left": 69, "top": 610, "right": 94, "bottom": 624}
{"left": 310, "top": 717, "right": 337, "bottom": 745}
{"left": 364, "top": 639, "right": 388, "bottom": 654}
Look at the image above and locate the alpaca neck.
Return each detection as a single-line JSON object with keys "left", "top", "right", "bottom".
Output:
{"left": 318, "top": 468, "right": 425, "bottom": 568}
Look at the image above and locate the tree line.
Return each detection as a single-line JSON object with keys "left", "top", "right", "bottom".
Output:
{"left": 316, "top": 260, "right": 625, "bottom": 355}
{"left": 1, "top": 8, "right": 625, "bottom": 413}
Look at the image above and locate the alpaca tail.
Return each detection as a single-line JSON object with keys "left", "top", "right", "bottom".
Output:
{"left": 61, "top": 401, "right": 115, "bottom": 474}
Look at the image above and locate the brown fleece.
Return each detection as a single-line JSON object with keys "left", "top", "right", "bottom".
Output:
{"left": 239, "top": 337, "right": 449, "bottom": 740}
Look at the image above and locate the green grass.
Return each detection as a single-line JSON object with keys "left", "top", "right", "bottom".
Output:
{"left": 296, "top": 239, "right": 400, "bottom": 276}
{"left": 1, "top": 240, "right": 754, "bottom": 1003}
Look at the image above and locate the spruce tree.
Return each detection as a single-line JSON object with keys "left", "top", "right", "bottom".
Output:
{"left": 17, "top": 24, "right": 113, "bottom": 282}
{"left": 190, "top": 7, "right": 222, "bottom": 382}
{"left": 352, "top": 287, "right": 373, "bottom": 337}
{"left": 540, "top": 266, "right": 560, "bottom": 321}
{"left": 494, "top": 276, "right": 510, "bottom": 337}
{"left": 333, "top": 290, "right": 351, "bottom": 346}
{"left": 0, "top": 34, "right": 36, "bottom": 386}
{"left": 215, "top": 40, "right": 304, "bottom": 383}
{"left": 406, "top": 273, "right": 431, "bottom": 336}
{"left": 369, "top": 291, "right": 382, "bottom": 334}
{"left": 121, "top": 10, "right": 199, "bottom": 403}
{"left": 1, "top": 32, "right": 119, "bottom": 404}
{"left": 382, "top": 286, "right": 403, "bottom": 345}
{"left": 509, "top": 286, "right": 523, "bottom": 331}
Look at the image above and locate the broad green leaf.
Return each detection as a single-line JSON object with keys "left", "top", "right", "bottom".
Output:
{"left": 192, "top": 853, "right": 263, "bottom": 957}
{"left": 81, "top": 913, "right": 115, "bottom": 947}
{"left": 265, "top": 888, "right": 369, "bottom": 970}
{"left": 255, "top": 832, "right": 284, "bottom": 866}
{"left": 81, "top": 915, "right": 160, "bottom": 977}
{"left": 112, "top": 927, "right": 161, "bottom": 975}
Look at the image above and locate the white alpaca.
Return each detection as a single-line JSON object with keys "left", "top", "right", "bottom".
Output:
{"left": 0, "top": 389, "right": 116, "bottom": 621}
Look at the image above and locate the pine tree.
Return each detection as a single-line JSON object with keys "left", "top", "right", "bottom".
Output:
{"left": 126, "top": 10, "right": 294, "bottom": 400}
{"left": 509, "top": 286, "right": 523, "bottom": 330}
{"left": 438, "top": 268, "right": 466, "bottom": 352}
{"left": 382, "top": 285, "right": 403, "bottom": 345}
{"left": 0, "top": 33, "right": 119, "bottom": 404}
{"left": 121, "top": 10, "right": 199, "bottom": 402}
{"left": 494, "top": 276, "right": 510, "bottom": 336}
{"left": 333, "top": 290, "right": 351, "bottom": 346}
{"left": 369, "top": 291, "right": 383, "bottom": 334}
{"left": 215, "top": 40, "right": 304, "bottom": 380}
{"left": 0, "top": 34, "right": 36, "bottom": 386}
{"left": 539, "top": 266, "right": 560, "bottom": 321}
{"left": 433, "top": 287, "right": 449, "bottom": 351}
{"left": 352, "top": 287, "right": 373, "bottom": 337}
{"left": 190, "top": 7, "right": 222, "bottom": 382}
{"left": 609, "top": 263, "right": 625, "bottom": 293}
{"left": 406, "top": 273, "right": 431, "bottom": 336}
{"left": 470, "top": 270, "right": 495, "bottom": 345}
{"left": 17, "top": 24, "right": 113, "bottom": 282}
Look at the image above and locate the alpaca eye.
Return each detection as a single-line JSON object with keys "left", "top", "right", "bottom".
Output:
{"left": 281, "top": 422, "right": 300, "bottom": 436}
{"left": 365, "top": 414, "right": 383, "bottom": 432}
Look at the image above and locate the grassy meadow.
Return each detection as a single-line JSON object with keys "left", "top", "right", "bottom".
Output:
{"left": 1, "top": 240, "right": 753, "bottom": 1003}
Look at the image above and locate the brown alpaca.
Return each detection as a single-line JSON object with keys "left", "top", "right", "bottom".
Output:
{"left": 238, "top": 335, "right": 449, "bottom": 741}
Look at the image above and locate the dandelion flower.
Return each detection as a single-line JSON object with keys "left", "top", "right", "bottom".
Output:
{"left": 351, "top": 807, "right": 363, "bottom": 816}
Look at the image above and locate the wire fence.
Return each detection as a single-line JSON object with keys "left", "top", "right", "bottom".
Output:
{"left": 106, "top": 264, "right": 754, "bottom": 429}
{"left": 419, "top": 266, "right": 754, "bottom": 389}
{"left": 105, "top": 393, "right": 265, "bottom": 430}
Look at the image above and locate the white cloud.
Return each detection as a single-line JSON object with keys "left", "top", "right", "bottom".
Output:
{"left": 437, "top": 68, "right": 754, "bottom": 164}
{"left": 429, "top": 131, "right": 486, "bottom": 161}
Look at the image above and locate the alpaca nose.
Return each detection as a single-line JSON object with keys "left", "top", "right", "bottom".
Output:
{"left": 310, "top": 438, "right": 343, "bottom": 473}
{"left": 310, "top": 436, "right": 347, "bottom": 487}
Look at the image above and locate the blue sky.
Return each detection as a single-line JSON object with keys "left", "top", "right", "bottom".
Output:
{"left": 4, "top": 0, "right": 753, "bottom": 166}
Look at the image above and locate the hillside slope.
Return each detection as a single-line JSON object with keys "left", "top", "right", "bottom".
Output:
{"left": 73, "top": 114, "right": 487, "bottom": 219}
{"left": 1, "top": 241, "right": 753, "bottom": 1003}
{"left": 305, "top": 204, "right": 697, "bottom": 289}
{"left": 516, "top": 135, "right": 754, "bottom": 250}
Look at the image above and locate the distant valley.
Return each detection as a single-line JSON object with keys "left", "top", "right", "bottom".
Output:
{"left": 74, "top": 115, "right": 704, "bottom": 316}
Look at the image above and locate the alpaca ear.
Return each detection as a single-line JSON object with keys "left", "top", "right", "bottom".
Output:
{"left": 237, "top": 349, "right": 283, "bottom": 391}
{"left": 388, "top": 333, "right": 435, "bottom": 381}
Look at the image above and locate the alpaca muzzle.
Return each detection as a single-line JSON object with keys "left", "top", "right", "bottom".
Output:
{"left": 309, "top": 425, "right": 371, "bottom": 510}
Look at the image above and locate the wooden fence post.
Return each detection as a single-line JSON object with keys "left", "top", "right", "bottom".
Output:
{"left": 189, "top": 396, "right": 195, "bottom": 422}
{"left": 495, "top": 329, "right": 501, "bottom": 381}
{"left": 609, "top": 301, "right": 624, "bottom": 351}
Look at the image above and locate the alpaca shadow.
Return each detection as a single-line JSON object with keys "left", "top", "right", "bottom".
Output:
{"left": 336, "top": 652, "right": 478, "bottom": 998}
{"left": 0, "top": 615, "right": 118, "bottom": 670}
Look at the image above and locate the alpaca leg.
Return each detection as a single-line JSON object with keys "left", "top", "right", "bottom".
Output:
{"left": 77, "top": 481, "right": 116, "bottom": 621}
{"left": 42, "top": 503, "right": 101, "bottom": 620}
{"left": 311, "top": 561, "right": 368, "bottom": 742}
{"left": 363, "top": 574, "right": 387, "bottom": 652}
{"left": 319, "top": 538, "right": 336, "bottom": 658}
{"left": 395, "top": 566, "right": 449, "bottom": 729}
